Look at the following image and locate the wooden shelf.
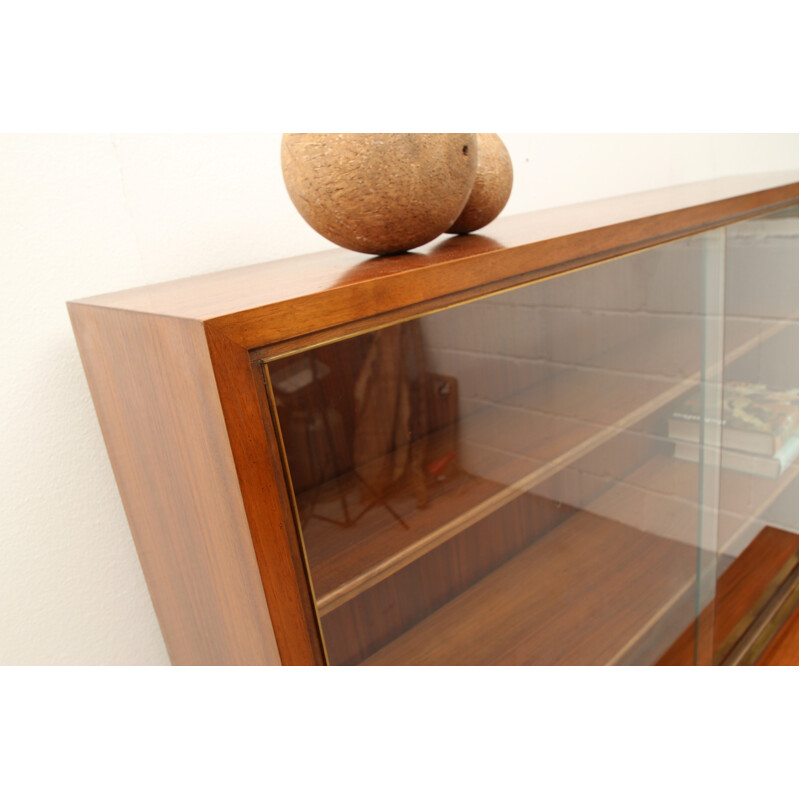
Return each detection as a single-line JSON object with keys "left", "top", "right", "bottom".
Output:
{"left": 363, "top": 456, "right": 798, "bottom": 666}
{"left": 301, "top": 316, "right": 790, "bottom": 614}
{"left": 363, "top": 502, "right": 696, "bottom": 665}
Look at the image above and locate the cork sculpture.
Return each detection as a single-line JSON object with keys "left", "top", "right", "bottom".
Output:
{"left": 447, "top": 133, "right": 514, "bottom": 234}
{"left": 281, "top": 133, "right": 513, "bottom": 256}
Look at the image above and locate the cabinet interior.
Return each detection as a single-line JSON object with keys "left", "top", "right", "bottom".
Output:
{"left": 264, "top": 210, "right": 799, "bottom": 665}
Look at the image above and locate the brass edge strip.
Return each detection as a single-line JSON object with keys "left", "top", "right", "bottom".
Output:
{"left": 255, "top": 250, "right": 642, "bottom": 364}
{"left": 253, "top": 201, "right": 798, "bottom": 365}
{"left": 738, "top": 582, "right": 799, "bottom": 666}
{"left": 260, "top": 362, "right": 332, "bottom": 666}
{"left": 721, "top": 568, "right": 799, "bottom": 666}
{"left": 714, "top": 552, "right": 799, "bottom": 665}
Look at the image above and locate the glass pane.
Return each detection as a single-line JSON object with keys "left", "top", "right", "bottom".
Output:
{"left": 708, "top": 206, "right": 799, "bottom": 663}
{"left": 694, "top": 226, "right": 726, "bottom": 665}
{"left": 263, "top": 214, "right": 797, "bottom": 665}
{"left": 718, "top": 206, "right": 799, "bottom": 549}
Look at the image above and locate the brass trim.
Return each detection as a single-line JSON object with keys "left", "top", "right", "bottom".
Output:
{"left": 720, "top": 564, "right": 799, "bottom": 666}
{"left": 714, "top": 552, "right": 799, "bottom": 665}
{"left": 738, "top": 582, "right": 798, "bottom": 666}
{"left": 260, "top": 362, "right": 332, "bottom": 666}
{"left": 256, "top": 253, "right": 626, "bottom": 365}
{"left": 255, "top": 203, "right": 798, "bottom": 366}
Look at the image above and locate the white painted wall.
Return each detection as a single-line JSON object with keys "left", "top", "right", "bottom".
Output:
{"left": 1, "top": 133, "right": 797, "bottom": 665}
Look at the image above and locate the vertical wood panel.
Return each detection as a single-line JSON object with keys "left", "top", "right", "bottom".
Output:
{"left": 68, "top": 303, "right": 281, "bottom": 665}
{"left": 206, "top": 326, "right": 324, "bottom": 664}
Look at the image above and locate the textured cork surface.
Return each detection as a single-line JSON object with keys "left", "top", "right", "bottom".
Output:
{"left": 281, "top": 133, "right": 477, "bottom": 255}
{"left": 448, "top": 133, "right": 513, "bottom": 234}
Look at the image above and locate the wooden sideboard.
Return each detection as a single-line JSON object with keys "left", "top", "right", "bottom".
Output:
{"left": 68, "top": 172, "right": 799, "bottom": 665}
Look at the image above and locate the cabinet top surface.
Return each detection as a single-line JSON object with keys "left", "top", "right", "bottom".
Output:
{"left": 69, "top": 172, "right": 798, "bottom": 350}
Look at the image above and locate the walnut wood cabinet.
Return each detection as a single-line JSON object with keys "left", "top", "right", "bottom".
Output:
{"left": 68, "top": 173, "right": 799, "bottom": 665}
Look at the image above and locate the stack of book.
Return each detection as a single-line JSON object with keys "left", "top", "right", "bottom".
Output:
{"left": 668, "top": 382, "right": 799, "bottom": 479}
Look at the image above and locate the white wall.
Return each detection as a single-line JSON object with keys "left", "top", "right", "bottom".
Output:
{"left": 0, "top": 133, "right": 797, "bottom": 665}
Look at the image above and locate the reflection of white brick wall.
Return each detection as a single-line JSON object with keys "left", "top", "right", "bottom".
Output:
{"left": 727, "top": 215, "right": 798, "bottom": 320}
{"left": 420, "top": 218, "right": 799, "bottom": 556}
{"left": 723, "top": 215, "right": 798, "bottom": 540}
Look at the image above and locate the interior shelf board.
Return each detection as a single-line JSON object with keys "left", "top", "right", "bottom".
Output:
{"left": 362, "top": 504, "right": 698, "bottom": 665}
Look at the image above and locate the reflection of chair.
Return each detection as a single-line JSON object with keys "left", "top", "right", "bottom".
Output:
{"left": 273, "top": 354, "right": 409, "bottom": 530}
{"left": 271, "top": 320, "right": 461, "bottom": 531}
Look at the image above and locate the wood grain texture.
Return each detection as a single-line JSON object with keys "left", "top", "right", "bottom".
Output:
{"left": 711, "top": 527, "right": 798, "bottom": 660}
{"left": 72, "top": 174, "right": 798, "bottom": 354}
{"left": 363, "top": 509, "right": 699, "bottom": 665}
{"left": 756, "top": 604, "right": 799, "bottom": 666}
{"left": 67, "top": 304, "right": 282, "bottom": 665}
{"left": 322, "top": 492, "right": 574, "bottom": 665}
{"left": 361, "top": 464, "right": 799, "bottom": 666}
{"left": 206, "top": 328, "right": 324, "bottom": 664}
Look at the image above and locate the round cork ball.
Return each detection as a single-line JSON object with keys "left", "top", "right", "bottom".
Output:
{"left": 447, "top": 133, "right": 513, "bottom": 234}
{"left": 281, "top": 133, "right": 478, "bottom": 255}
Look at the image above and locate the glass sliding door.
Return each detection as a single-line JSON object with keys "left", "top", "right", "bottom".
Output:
{"left": 262, "top": 211, "right": 799, "bottom": 665}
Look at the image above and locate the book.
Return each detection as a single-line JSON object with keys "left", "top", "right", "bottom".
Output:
{"left": 667, "top": 382, "right": 799, "bottom": 456}
{"left": 672, "top": 434, "right": 799, "bottom": 479}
